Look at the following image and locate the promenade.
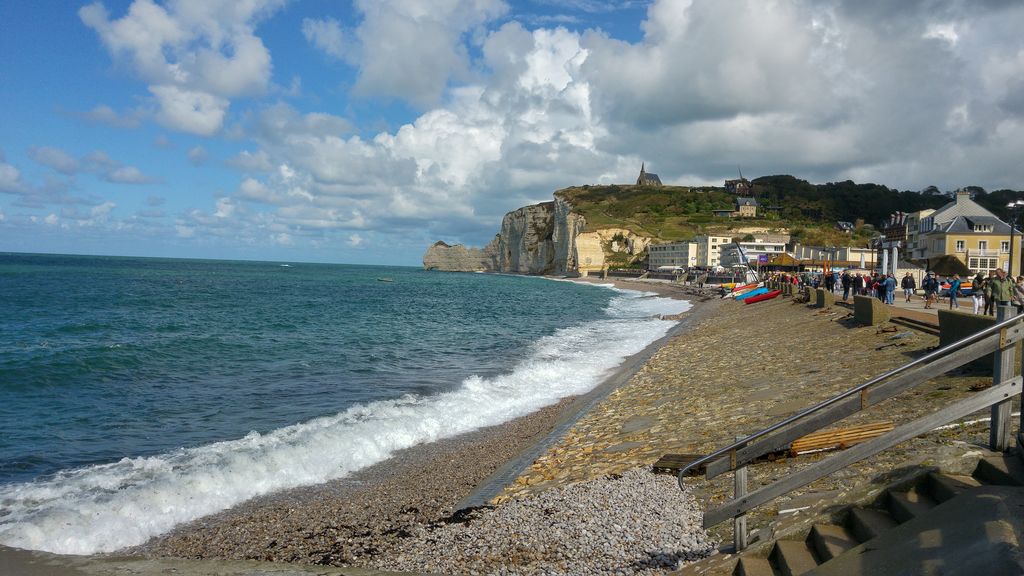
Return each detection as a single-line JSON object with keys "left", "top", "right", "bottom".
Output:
{"left": 497, "top": 288, "right": 1005, "bottom": 546}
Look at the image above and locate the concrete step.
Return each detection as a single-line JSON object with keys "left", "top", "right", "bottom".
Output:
{"left": 975, "top": 453, "right": 1024, "bottom": 486}
{"left": 733, "top": 556, "right": 774, "bottom": 576}
{"left": 771, "top": 540, "right": 819, "bottom": 576}
{"left": 846, "top": 507, "right": 897, "bottom": 542}
{"left": 807, "top": 524, "right": 857, "bottom": 562}
{"left": 805, "top": 486, "right": 1024, "bottom": 575}
{"left": 927, "top": 471, "right": 981, "bottom": 503}
{"left": 887, "top": 488, "right": 936, "bottom": 523}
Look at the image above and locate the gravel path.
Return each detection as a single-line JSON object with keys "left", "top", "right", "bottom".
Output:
{"left": 372, "top": 468, "right": 715, "bottom": 576}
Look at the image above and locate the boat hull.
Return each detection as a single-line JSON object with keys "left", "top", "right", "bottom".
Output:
{"left": 744, "top": 289, "right": 782, "bottom": 304}
{"left": 735, "top": 287, "right": 769, "bottom": 300}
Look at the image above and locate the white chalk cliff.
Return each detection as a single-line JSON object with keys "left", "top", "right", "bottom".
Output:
{"left": 423, "top": 192, "right": 650, "bottom": 276}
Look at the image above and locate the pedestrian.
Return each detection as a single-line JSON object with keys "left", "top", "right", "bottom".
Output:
{"left": 841, "top": 271, "right": 851, "bottom": 302}
{"left": 983, "top": 270, "right": 997, "bottom": 315}
{"left": 948, "top": 274, "right": 962, "bottom": 309}
{"left": 988, "top": 268, "right": 1014, "bottom": 313}
{"left": 923, "top": 272, "right": 938, "bottom": 309}
{"left": 884, "top": 273, "right": 897, "bottom": 305}
{"left": 901, "top": 272, "right": 916, "bottom": 302}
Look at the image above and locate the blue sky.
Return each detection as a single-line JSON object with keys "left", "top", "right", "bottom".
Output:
{"left": 1, "top": 0, "right": 1023, "bottom": 265}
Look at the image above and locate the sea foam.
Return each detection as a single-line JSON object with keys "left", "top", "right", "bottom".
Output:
{"left": 0, "top": 289, "right": 690, "bottom": 555}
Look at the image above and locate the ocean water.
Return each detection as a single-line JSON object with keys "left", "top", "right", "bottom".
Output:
{"left": 0, "top": 253, "right": 690, "bottom": 555}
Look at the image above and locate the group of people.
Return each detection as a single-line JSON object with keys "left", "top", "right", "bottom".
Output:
{"left": 963, "top": 269, "right": 1024, "bottom": 315}
{"left": 766, "top": 268, "right": 1024, "bottom": 314}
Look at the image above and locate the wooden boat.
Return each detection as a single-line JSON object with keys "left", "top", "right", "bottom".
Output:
{"left": 735, "top": 287, "right": 769, "bottom": 300}
{"left": 744, "top": 289, "right": 782, "bottom": 304}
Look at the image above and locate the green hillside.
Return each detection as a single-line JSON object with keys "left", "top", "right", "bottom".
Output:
{"left": 555, "top": 175, "right": 978, "bottom": 248}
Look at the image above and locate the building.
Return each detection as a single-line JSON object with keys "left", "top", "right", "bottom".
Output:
{"left": 648, "top": 241, "right": 698, "bottom": 270}
{"left": 719, "top": 236, "right": 787, "bottom": 268}
{"left": 735, "top": 197, "right": 758, "bottom": 218}
{"left": 694, "top": 234, "right": 734, "bottom": 268}
{"left": 712, "top": 196, "right": 759, "bottom": 219}
{"left": 912, "top": 189, "right": 1021, "bottom": 274}
{"left": 636, "top": 163, "right": 663, "bottom": 186}
{"left": 724, "top": 177, "right": 751, "bottom": 194}
{"left": 790, "top": 244, "right": 878, "bottom": 272}
{"left": 904, "top": 209, "right": 936, "bottom": 260}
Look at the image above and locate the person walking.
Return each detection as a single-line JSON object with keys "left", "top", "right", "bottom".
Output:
{"left": 972, "top": 272, "right": 986, "bottom": 314}
{"left": 923, "top": 272, "right": 937, "bottom": 309}
{"left": 983, "top": 270, "right": 997, "bottom": 316}
{"left": 884, "top": 273, "right": 897, "bottom": 305}
{"left": 948, "top": 274, "right": 962, "bottom": 309}
{"left": 988, "top": 268, "right": 1015, "bottom": 312}
{"left": 901, "top": 272, "right": 916, "bottom": 302}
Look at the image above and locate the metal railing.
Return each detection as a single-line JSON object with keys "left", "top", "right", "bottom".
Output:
{"left": 678, "top": 304, "right": 1024, "bottom": 551}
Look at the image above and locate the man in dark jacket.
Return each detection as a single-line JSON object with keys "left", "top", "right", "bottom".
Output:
{"left": 901, "top": 272, "right": 916, "bottom": 302}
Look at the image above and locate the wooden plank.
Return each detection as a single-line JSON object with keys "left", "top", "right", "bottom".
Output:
{"left": 991, "top": 306, "right": 1016, "bottom": 451}
{"left": 789, "top": 422, "right": 894, "bottom": 455}
{"left": 703, "top": 376, "right": 1022, "bottom": 528}
{"left": 652, "top": 453, "right": 705, "bottom": 475}
{"left": 705, "top": 331, "right": 1006, "bottom": 480}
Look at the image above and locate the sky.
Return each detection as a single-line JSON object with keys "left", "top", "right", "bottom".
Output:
{"left": 1, "top": 0, "right": 1023, "bottom": 266}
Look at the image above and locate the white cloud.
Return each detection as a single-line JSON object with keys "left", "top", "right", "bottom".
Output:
{"left": 348, "top": 233, "right": 364, "bottom": 247}
{"left": 44, "top": 213, "right": 59, "bottom": 226}
{"left": 149, "top": 85, "right": 229, "bottom": 136}
{"left": 105, "top": 166, "right": 157, "bottom": 184}
{"left": 154, "top": 134, "right": 174, "bottom": 149}
{"left": 29, "top": 146, "right": 80, "bottom": 175}
{"left": 226, "top": 150, "right": 274, "bottom": 172}
{"left": 0, "top": 158, "right": 25, "bottom": 192}
{"left": 350, "top": 0, "right": 509, "bottom": 108}
{"left": 81, "top": 0, "right": 285, "bottom": 135}
{"left": 302, "top": 17, "right": 347, "bottom": 60}
{"left": 187, "top": 145, "right": 208, "bottom": 165}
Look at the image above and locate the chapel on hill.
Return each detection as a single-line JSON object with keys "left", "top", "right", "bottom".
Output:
{"left": 636, "top": 163, "right": 663, "bottom": 186}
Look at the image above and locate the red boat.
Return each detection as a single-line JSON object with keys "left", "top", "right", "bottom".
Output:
{"left": 744, "top": 289, "right": 782, "bottom": 304}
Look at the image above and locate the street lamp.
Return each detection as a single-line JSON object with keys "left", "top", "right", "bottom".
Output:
{"left": 1007, "top": 200, "right": 1024, "bottom": 277}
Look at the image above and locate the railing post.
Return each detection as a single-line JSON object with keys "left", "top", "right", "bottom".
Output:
{"left": 991, "top": 304, "right": 1016, "bottom": 451}
{"left": 733, "top": 435, "right": 748, "bottom": 551}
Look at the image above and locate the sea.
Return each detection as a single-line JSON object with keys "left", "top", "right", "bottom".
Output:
{"left": 0, "top": 253, "right": 690, "bottom": 555}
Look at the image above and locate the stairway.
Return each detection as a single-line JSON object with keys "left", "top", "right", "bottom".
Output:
{"left": 675, "top": 451, "right": 1024, "bottom": 576}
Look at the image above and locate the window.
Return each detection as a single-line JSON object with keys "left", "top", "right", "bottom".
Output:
{"left": 969, "top": 257, "right": 999, "bottom": 273}
{"left": 979, "top": 240, "right": 988, "bottom": 250}
{"left": 956, "top": 240, "right": 965, "bottom": 252}
{"left": 1002, "top": 241, "right": 1010, "bottom": 253}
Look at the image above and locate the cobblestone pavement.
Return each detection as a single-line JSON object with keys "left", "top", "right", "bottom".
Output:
{"left": 497, "top": 294, "right": 1016, "bottom": 543}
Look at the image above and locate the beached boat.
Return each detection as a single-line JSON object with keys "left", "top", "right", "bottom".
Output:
{"left": 744, "top": 289, "right": 782, "bottom": 304}
{"left": 939, "top": 281, "right": 973, "bottom": 296}
{"left": 735, "top": 287, "right": 769, "bottom": 300}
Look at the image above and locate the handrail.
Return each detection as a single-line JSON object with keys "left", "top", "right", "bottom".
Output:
{"left": 677, "top": 310, "right": 1024, "bottom": 490}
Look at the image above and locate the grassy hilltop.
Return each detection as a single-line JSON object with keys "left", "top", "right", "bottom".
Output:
{"left": 555, "top": 174, "right": 995, "bottom": 248}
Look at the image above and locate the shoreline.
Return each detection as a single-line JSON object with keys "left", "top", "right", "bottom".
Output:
{"left": 125, "top": 278, "right": 712, "bottom": 566}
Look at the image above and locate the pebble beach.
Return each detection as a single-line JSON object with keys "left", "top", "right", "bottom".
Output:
{"left": 45, "top": 277, "right": 1008, "bottom": 575}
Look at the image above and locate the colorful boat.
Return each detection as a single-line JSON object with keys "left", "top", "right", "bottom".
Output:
{"left": 744, "top": 289, "right": 782, "bottom": 304}
{"left": 731, "top": 282, "right": 758, "bottom": 293}
{"left": 735, "top": 287, "right": 769, "bottom": 300}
